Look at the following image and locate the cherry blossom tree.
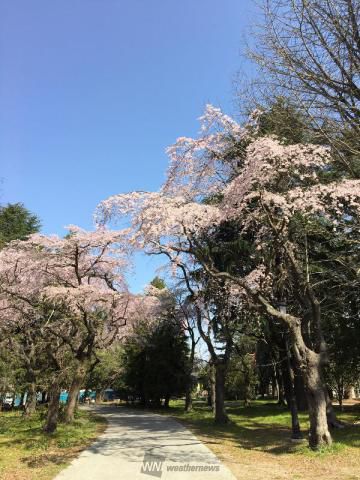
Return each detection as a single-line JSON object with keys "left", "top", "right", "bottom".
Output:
{"left": 0, "top": 226, "right": 131, "bottom": 426}
{"left": 97, "top": 105, "right": 360, "bottom": 449}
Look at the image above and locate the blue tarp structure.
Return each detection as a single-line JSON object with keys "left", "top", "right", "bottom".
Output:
{"left": 59, "top": 391, "right": 69, "bottom": 403}
{"left": 103, "top": 389, "right": 118, "bottom": 401}
{"left": 13, "top": 394, "right": 22, "bottom": 407}
{"left": 79, "top": 390, "right": 96, "bottom": 401}
{"left": 59, "top": 390, "right": 96, "bottom": 403}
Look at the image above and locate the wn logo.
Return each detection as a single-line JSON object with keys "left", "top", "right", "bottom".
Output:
{"left": 141, "top": 452, "right": 165, "bottom": 478}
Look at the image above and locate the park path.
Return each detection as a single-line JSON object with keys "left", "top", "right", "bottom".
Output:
{"left": 55, "top": 405, "right": 236, "bottom": 480}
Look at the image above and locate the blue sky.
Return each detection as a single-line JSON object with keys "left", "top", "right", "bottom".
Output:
{"left": 0, "top": 0, "right": 257, "bottom": 291}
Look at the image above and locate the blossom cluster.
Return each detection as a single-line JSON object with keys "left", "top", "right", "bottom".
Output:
{"left": 0, "top": 226, "right": 130, "bottom": 331}
{"left": 96, "top": 191, "right": 222, "bottom": 249}
{"left": 96, "top": 104, "right": 360, "bottom": 298}
{"left": 163, "top": 104, "right": 248, "bottom": 200}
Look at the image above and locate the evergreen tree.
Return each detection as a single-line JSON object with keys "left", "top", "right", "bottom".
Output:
{"left": 0, "top": 203, "right": 41, "bottom": 248}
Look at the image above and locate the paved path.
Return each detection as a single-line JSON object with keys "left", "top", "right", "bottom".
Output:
{"left": 55, "top": 406, "right": 236, "bottom": 480}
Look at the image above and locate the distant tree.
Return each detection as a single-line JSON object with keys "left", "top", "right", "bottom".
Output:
{"left": 121, "top": 317, "right": 190, "bottom": 407}
{"left": 226, "top": 353, "right": 257, "bottom": 405}
{"left": 85, "top": 346, "right": 124, "bottom": 403}
{"left": 150, "top": 276, "right": 166, "bottom": 290}
{"left": 256, "top": 97, "right": 313, "bottom": 145}
{"left": 0, "top": 203, "right": 41, "bottom": 247}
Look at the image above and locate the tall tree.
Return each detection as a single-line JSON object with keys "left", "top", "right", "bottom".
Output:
{"left": 121, "top": 316, "right": 190, "bottom": 407}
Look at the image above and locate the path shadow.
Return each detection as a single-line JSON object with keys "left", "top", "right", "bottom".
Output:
{"left": 81, "top": 406, "right": 223, "bottom": 464}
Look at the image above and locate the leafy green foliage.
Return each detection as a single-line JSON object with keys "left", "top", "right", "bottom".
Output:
{"left": 121, "top": 318, "right": 190, "bottom": 406}
{"left": 225, "top": 353, "right": 257, "bottom": 402}
{"left": 86, "top": 346, "right": 124, "bottom": 395}
{"left": 150, "top": 276, "right": 166, "bottom": 290}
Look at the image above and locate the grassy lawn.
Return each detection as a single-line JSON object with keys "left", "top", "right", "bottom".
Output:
{"left": 156, "top": 399, "right": 360, "bottom": 480}
{"left": 0, "top": 407, "right": 106, "bottom": 480}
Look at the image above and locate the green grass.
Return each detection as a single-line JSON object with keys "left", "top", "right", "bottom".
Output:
{"left": 164, "top": 399, "right": 360, "bottom": 451}
{"left": 146, "top": 399, "right": 360, "bottom": 479}
{"left": 0, "top": 407, "right": 106, "bottom": 480}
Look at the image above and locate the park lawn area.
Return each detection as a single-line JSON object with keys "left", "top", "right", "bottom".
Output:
{"left": 161, "top": 399, "right": 360, "bottom": 480}
{"left": 0, "top": 408, "right": 106, "bottom": 480}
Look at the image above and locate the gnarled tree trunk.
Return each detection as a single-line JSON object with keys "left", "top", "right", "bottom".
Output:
{"left": 302, "top": 351, "right": 332, "bottom": 449}
{"left": 23, "top": 382, "right": 37, "bottom": 417}
{"left": 65, "top": 363, "right": 86, "bottom": 423}
{"left": 43, "top": 381, "right": 60, "bottom": 433}
{"left": 286, "top": 314, "right": 332, "bottom": 449}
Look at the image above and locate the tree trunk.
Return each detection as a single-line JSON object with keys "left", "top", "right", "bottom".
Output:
{"left": 244, "top": 380, "right": 251, "bottom": 407}
{"left": 43, "top": 382, "right": 60, "bottom": 434}
{"left": 338, "top": 393, "right": 343, "bottom": 411}
{"left": 164, "top": 394, "right": 170, "bottom": 408}
{"left": 65, "top": 364, "right": 85, "bottom": 423}
{"left": 209, "top": 363, "right": 216, "bottom": 414}
{"left": 19, "top": 392, "right": 26, "bottom": 410}
{"left": 95, "top": 390, "right": 104, "bottom": 404}
{"left": 207, "top": 390, "right": 212, "bottom": 407}
{"left": 336, "top": 380, "right": 344, "bottom": 411}
{"left": 276, "top": 364, "right": 286, "bottom": 406}
{"left": 214, "top": 362, "right": 229, "bottom": 424}
{"left": 303, "top": 353, "right": 332, "bottom": 449}
{"left": 243, "top": 362, "right": 251, "bottom": 407}
{"left": 324, "top": 385, "right": 344, "bottom": 428}
{"left": 286, "top": 311, "right": 332, "bottom": 449}
{"left": 271, "top": 374, "right": 278, "bottom": 399}
{"left": 289, "top": 390, "right": 302, "bottom": 440}
{"left": 184, "top": 348, "right": 194, "bottom": 412}
{"left": 281, "top": 341, "right": 303, "bottom": 440}
{"left": 23, "top": 382, "right": 37, "bottom": 417}
{"left": 185, "top": 386, "right": 193, "bottom": 412}
{"left": 293, "top": 364, "right": 308, "bottom": 411}
{"left": 185, "top": 333, "right": 196, "bottom": 413}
